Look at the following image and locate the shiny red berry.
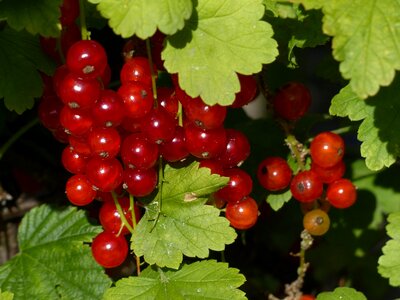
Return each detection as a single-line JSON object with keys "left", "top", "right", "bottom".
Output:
{"left": 120, "top": 56, "right": 156, "bottom": 87}
{"left": 230, "top": 74, "right": 258, "bottom": 108}
{"left": 87, "top": 127, "right": 121, "bottom": 158}
{"left": 183, "top": 97, "right": 226, "bottom": 129}
{"left": 159, "top": 126, "right": 189, "bottom": 162}
{"left": 225, "top": 197, "right": 258, "bottom": 230}
{"left": 217, "top": 129, "right": 250, "bottom": 168}
{"left": 311, "top": 160, "right": 346, "bottom": 184}
{"left": 91, "top": 231, "right": 128, "bottom": 268}
{"left": 326, "top": 178, "right": 357, "bottom": 209}
{"left": 61, "top": 146, "right": 88, "bottom": 174}
{"left": 120, "top": 133, "right": 159, "bottom": 169}
{"left": 91, "top": 90, "right": 125, "bottom": 128}
{"left": 290, "top": 170, "right": 323, "bottom": 203}
{"left": 310, "top": 132, "right": 345, "bottom": 168}
{"left": 140, "top": 107, "right": 177, "bottom": 144}
{"left": 60, "top": 106, "right": 93, "bottom": 136}
{"left": 123, "top": 167, "right": 158, "bottom": 197}
{"left": 86, "top": 157, "right": 123, "bottom": 192}
{"left": 117, "top": 82, "right": 153, "bottom": 119}
{"left": 257, "top": 157, "right": 292, "bottom": 191}
{"left": 66, "top": 174, "right": 96, "bottom": 206}
{"left": 214, "top": 168, "right": 253, "bottom": 203}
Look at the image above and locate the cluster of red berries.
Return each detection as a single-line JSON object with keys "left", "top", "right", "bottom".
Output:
{"left": 257, "top": 82, "right": 357, "bottom": 236}
{"left": 38, "top": 29, "right": 262, "bottom": 265}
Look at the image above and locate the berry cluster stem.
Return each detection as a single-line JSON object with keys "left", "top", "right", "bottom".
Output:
{"left": 145, "top": 39, "right": 158, "bottom": 103}
{"left": 111, "top": 191, "right": 134, "bottom": 234}
{"left": 79, "top": 0, "right": 89, "bottom": 40}
{"left": 285, "top": 133, "right": 307, "bottom": 172}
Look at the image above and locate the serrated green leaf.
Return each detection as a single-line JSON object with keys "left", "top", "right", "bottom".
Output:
{"left": 104, "top": 260, "right": 246, "bottom": 300}
{"left": 351, "top": 160, "right": 400, "bottom": 228}
{"left": 0, "top": 28, "right": 56, "bottom": 114}
{"left": 132, "top": 162, "right": 235, "bottom": 269}
{"left": 263, "top": 0, "right": 300, "bottom": 18}
{"left": 330, "top": 81, "right": 400, "bottom": 170}
{"left": 162, "top": 0, "right": 278, "bottom": 105}
{"left": 0, "top": 0, "right": 62, "bottom": 37}
{"left": 378, "top": 212, "right": 400, "bottom": 286}
{"left": 322, "top": 0, "right": 400, "bottom": 99}
{"left": 0, "top": 289, "right": 14, "bottom": 300}
{"left": 290, "top": 0, "right": 324, "bottom": 10}
{"left": 316, "top": 287, "right": 367, "bottom": 300}
{"left": 87, "top": 0, "right": 192, "bottom": 39}
{"left": 266, "top": 189, "right": 292, "bottom": 211}
{"left": 0, "top": 205, "right": 111, "bottom": 300}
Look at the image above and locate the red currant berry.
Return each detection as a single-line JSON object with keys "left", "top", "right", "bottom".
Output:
{"left": 230, "top": 74, "right": 258, "bottom": 108}
{"left": 199, "top": 159, "right": 224, "bottom": 176}
{"left": 59, "top": 72, "right": 102, "bottom": 109}
{"left": 257, "top": 157, "right": 292, "bottom": 191}
{"left": 123, "top": 167, "right": 158, "bottom": 197}
{"left": 66, "top": 40, "right": 107, "bottom": 78}
{"left": 311, "top": 160, "right": 346, "bottom": 184}
{"left": 272, "top": 82, "right": 311, "bottom": 121}
{"left": 214, "top": 168, "right": 253, "bottom": 203}
{"left": 91, "top": 90, "right": 125, "bottom": 128}
{"left": 310, "top": 132, "right": 345, "bottom": 168}
{"left": 140, "top": 107, "right": 177, "bottom": 144}
{"left": 159, "top": 126, "right": 189, "bottom": 162}
{"left": 60, "top": 106, "right": 93, "bottom": 136}
{"left": 157, "top": 87, "right": 178, "bottom": 118}
{"left": 303, "top": 209, "right": 330, "bottom": 236}
{"left": 217, "top": 129, "right": 250, "bottom": 168}
{"left": 53, "top": 65, "right": 69, "bottom": 97}
{"left": 68, "top": 135, "right": 92, "bottom": 156}
{"left": 184, "top": 122, "right": 227, "bottom": 159}
{"left": 99, "top": 197, "right": 141, "bottom": 235}
{"left": 117, "top": 82, "right": 153, "bottom": 119}
{"left": 225, "top": 197, "right": 258, "bottom": 230}
{"left": 87, "top": 127, "right": 121, "bottom": 158}
{"left": 183, "top": 97, "right": 226, "bottom": 129}
{"left": 120, "top": 56, "right": 156, "bottom": 87}
{"left": 290, "top": 170, "right": 323, "bottom": 203}
{"left": 91, "top": 231, "right": 128, "bottom": 268}
{"left": 86, "top": 157, "right": 123, "bottom": 192}
{"left": 61, "top": 146, "right": 88, "bottom": 174}
{"left": 66, "top": 174, "right": 96, "bottom": 206}
{"left": 326, "top": 178, "right": 357, "bottom": 209}
{"left": 120, "top": 133, "right": 159, "bottom": 169}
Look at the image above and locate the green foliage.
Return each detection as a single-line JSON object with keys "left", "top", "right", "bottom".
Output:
{"left": 266, "top": 189, "right": 292, "bottom": 211}
{"left": 316, "top": 287, "right": 367, "bottom": 300}
{"left": 0, "top": 28, "right": 55, "bottom": 114}
{"left": 87, "top": 0, "right": 192, "bottom": 39}
{"left": 0, "top": 0, "right": 62, "bottom": 37}
{"left": 330, "top": 81, "right": 400, "bottom": 171}
{"left": 291, "top": 0, "right": 324, "bottom": 10}
{"left": 0, "top": 290, "right": 14, "bottom": 300}
{"left": 0, "top": 205, "right": 111, "bottom": 300}
{"left": 103, "top": 260, "right": 246, "bottom": 300}
{"left": 378, "top": 212, "right": 400, "bottom": 286}
{"left": 132, "top": 162, "right": 235, "bottom": 269}
{"left": 162, "top": 0, "right": 278, "bottom": 105}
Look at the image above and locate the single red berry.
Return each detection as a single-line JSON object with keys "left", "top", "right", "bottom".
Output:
{"left": 272, "top": 82, "right": 311, "bottom": 121}
{"left": 59, "top": 72, "right": 102, "bottom": 109}
{"left": 60, "top": 106, "right": 93, "bottom": 136}
{"left": 225, "top": 197, "right": 258, "bottom": 230}
{"left": 99, "top": 197, "right": 141, "bottom": 235}
{"left": 310, "top": 132, "right": 345, "bottom": 168}
{"left": 91, "top": 90, "right": 125, "bottom": 128}
{"left": 120, "top": 133, "right": 159, "bottom": 169}
{"left": 86, "top": 157, "right": 123, "bottom": 192}
{"left": 61, "top": 146, "right": 88, "bottom": 174}
{"left": 184, "top": 122, "right": 227, "bottom": 159}
{"left": 311, "top": 160, "right": 346, "bottom": 184}
{"left": 117, "top": 82, "right": 153, "bottom": 119}
{"left": 183, "top": 97, "right": 226, "bottom": 129}
{"left": 68, "top": 134, "right": 92, "bottom": 156}
{"left": 91, "top": 231, "right": 128, "bottom": 268}
{"left": 159, "top": 126, "right": 189, "bottom": 162}
{"left": 257, "top": 157, "right": 292, "bottom": 191}
{"left": 120, "top": 56, "right": 156, "bottom": 87}
{"left": 214, "top": 168, "right": 253, "bottom": 203}
{"left": 66, "top": 40, "right": 107, "bottom": 78}
{"left": 290, "top": 170, "right": 323, "bottom": 203}
{"left": 140, "top": 106, "right": 177, "bottom": 144}
{"left": 230, "top": 74, "right": 258, "bottom": 108}
{"left": 199, "top": 159, "right": 224, "bottom": 176}
{"left": 326, "top": 178, "right": 357, "bottom": 209}
{"left": 217, "top": 129, "right": 250, "bottom": 168}
{"left": 123, "top": 167, "right": 158, "bottom": 197}
{"left": 157, "top": 87, "right": 178, "bottom": 118}
{"left": 65, "top": 174, "right": 96, "bottom": 206}
{"left": 87, "top": 127, "right": 121, "bottom": 158}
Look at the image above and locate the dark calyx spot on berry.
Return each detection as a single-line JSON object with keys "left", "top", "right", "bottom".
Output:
{"left": 194, "top": 119, "right": 204, "bottom": 128}
{"left": 69, "top": 102, "right": 80, "bottom": 109}
{"left": 297, "top": 182, "right": 305, "bottom": 193}
{"left": 83, "top": 65, "right": 95, "bottom": 74}
{"left": 141, "top": 90, "right": 148, "bottom": 98}
{"left": 261, "top": 166, "right": 267, "bottom": 175}
{"left": 316, "top": 216, "right": 324, "bottom": 225}
{"left": 201, "top": 152, "right": 210, "bottom": 158}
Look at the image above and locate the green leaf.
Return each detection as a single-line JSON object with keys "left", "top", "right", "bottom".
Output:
{"left": 322, "top": 0, "right": 400, "bottom": 99}
{"left": 316, "top": 287, "right": 367, "bottom": 300}
{"left": 330, "top": 80, "right": 400, "bottom": 170}
{"left": 0, "top": 0, "right": 62, "bottom": 37}
{"left": 0, "top": 28, "right": 56, "bottom": 114}
{"left": 132, "top": 162, "right": 235, "bottom": 269}
{"left": 266, "top": 189, "right": 292, "bottom": 211}
{"left": 378, "top": 212, "right": 400, "bottom": 286}
{"left": 104, "top": 260, "right": 246, "bottom": 300}
{"left": 0, "top": 290, "right": 14, "bottom": 300}
{"left": 87, "top": 0, "right": 192, "bottom": 39}
{"left": 0, "top": 205, "right": 111, "bottom": 300}
{"left": 162, "top": 0, "right": 278, "bottom": 105}
{"left": 290, "top": 0, "right": 324, "bottom": 10}
{"left": 263, "top": 1, "right": 300, "bottom": 18}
